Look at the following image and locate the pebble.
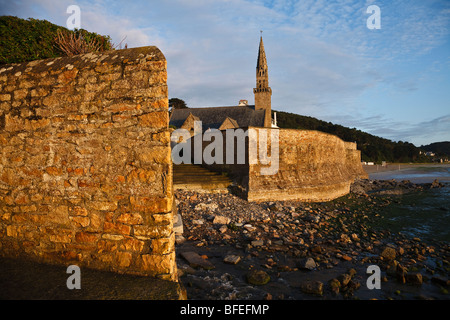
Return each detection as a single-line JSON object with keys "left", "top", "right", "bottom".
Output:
{"left": 251, "top": 240, "right": 264, "bottom": 247}
{"left": 223, "top": 255, "right": 241, "bottom": 265}
{"left": 244, "top": 224, "right": 256, "bottom": 232}
{"left": 341, "top": 255, "right": 353, "bottom": 261}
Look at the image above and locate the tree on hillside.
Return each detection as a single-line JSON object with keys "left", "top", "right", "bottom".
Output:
{"left": 420, "top": 141, "right": 450, "bottom": 157}
{"left": 169, "top": 98, "right": 189, "bottom": 110}
{"left": 273, "top": 109, "right": 429, "bottom": 163}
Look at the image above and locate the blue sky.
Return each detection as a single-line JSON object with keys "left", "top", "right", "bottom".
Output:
{"left": 1, "top": 0, "right": 449, "bottom": 146}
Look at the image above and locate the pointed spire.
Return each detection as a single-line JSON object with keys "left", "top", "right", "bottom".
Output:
{"left": 256, "top": 35, "right": 267, "bottom": 70}
{"left": 255, "top": 34, "right": 270, "bottom": 92}
{"left": 253, "top": 33, "right": 272, "bottom": 127}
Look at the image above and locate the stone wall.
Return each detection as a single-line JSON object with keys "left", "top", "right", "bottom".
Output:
{"left": 247, "top": 128, "right": 368, "bottom": 202}
{"left": 0, "top": 47, "right": 176, "bottom": 281}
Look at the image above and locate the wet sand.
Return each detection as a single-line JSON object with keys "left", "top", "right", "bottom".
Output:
{"left": 364, "top": 164, "right": 450, "bottom": 183}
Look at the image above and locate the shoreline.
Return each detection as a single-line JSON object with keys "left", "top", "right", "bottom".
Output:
{"left": 363, "top": 163, "right": 450, "bottom": 183}
{"left": 175, "top": 182, "right": 450, "bottom": 300}
{"left": 363, "top": 163, "right": 450, "bottom": 174}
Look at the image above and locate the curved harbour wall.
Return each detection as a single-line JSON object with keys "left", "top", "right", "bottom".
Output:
{"left": 248, "top": 128, "right": 368, "bottom": 202}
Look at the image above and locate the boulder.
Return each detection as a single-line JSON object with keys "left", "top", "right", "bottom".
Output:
{"left": 339, "top": 273, "right": 352, "bottom": 286}
{"left": 300, "top": 280, "right": 323, "bottom": 296}
{"left": 173, "top": 214, "right": 183, "bottom": 235}
{"left": 246, "top": 270, "right": 270, "bottom": 285}
{"left": 329, "top": 278, "right": 341, "bottom": 294}
{"left": 406, "top": 272, "right": 423, "bottom": 285}
{"left": 298, "top": 257, "right": 316, "bottom": 270}
{"left": 223, "top": 255, "right": 241, "bottom": 265}
{"left": 213, "top": 215, "right": 230, "bottom": 225}
{"left": 380, "top": 246, "right": 396, "bottom": 260}
{"left": 180, "top": 251, "right": 215, "bottom": 270}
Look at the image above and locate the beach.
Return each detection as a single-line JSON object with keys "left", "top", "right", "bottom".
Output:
{"left": 175, "top": 169, "right": 450, "bottom": 300}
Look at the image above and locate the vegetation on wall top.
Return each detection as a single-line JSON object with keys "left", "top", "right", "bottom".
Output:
{"left": 0, "top": 16, "right": 113, "bottom": 65}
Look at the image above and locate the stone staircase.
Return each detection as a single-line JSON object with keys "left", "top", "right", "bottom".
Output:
{"left": 173, "top": 164, "right": 232, "bottom": 192}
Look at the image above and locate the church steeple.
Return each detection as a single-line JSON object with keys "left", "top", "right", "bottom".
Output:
{"left": 253, "top": 34, "right": 272, "bottom": 127}
{"left": 256, "top": 36, "right": 268, "bottom": 87}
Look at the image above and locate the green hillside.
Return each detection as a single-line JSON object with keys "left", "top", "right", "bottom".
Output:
{"left": 273, "top": 110, "right": 432, "bottom": 163}
{"left": 420, "top": 141, "right": 450, "bottom": 157}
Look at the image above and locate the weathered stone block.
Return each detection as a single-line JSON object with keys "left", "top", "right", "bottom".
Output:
{"left": 120, "top": 238, "right": 145, "bottom": 252}
{"left": 139, "top": 252, "right": 175, "bottom": 275}
{"left": 133, "top": 224, "right": 172, "bottom": 240}
{"left": 75, "top": 231, "right": 99, "bottom": 243}
{"left": 130, "top": 196, "right": 172, "bottom": 214}
{"left": 137, "top": 146, "right": 171, "bottom": 165}
{"left": 115, "top": 251, "right": 132, "bottom": 268}
{"left": 116, "top": 213, "right": 144, "bottom": 225}
{"left": 88, "top": 201, "right": 118, "bottom": 211}
{"left": 70, "top": 216, "right": 90, "bottom": 228}
{"left": 138, "top": 111, "right": 168, "bottom": 128}
{"left": 103, "top": 221, "right": 131, "bottom": 235}
{"left": 48, "top": 205, "right": 70, "bottom": 225}
{"left": 150, "top": 233, "right": 175, "bottom": 254}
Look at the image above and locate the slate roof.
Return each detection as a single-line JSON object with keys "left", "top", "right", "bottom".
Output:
{"left": 169, "top": 105, "right": 266, "bottom": 131}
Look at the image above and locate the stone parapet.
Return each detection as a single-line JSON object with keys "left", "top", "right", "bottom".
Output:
{"left": 0, "top": 47, "right": 176, "bottom": 281}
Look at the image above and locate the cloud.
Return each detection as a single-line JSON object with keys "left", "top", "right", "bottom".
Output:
{"left": 327, "top": 113, "right": 450, "bottom": 146}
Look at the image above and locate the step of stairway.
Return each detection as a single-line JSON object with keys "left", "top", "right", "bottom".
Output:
{"left": 173, "top": 164, "right": 232, "bottom": 192}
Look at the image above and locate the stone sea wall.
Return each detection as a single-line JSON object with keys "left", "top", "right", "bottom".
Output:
{"left": 0, "top": 47, "right": 177, "bottom": 281}
{"left": 248, "top": 128, "right": 368, "bottom": 202}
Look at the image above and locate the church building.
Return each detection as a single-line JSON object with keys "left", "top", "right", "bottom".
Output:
{"left": 169, "top": 36, "right": 277, "bottom": 132}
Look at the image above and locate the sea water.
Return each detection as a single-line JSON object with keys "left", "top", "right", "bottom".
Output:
{"left": 369, "top": 165, "right": 450, "bottom": 243}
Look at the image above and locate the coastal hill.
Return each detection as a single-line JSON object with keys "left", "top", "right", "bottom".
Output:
{"left": 273, "top": 110, "right": 433, "bottom": 164}
{"left": 420, "top": 141, "right": 450, "bottom": 157}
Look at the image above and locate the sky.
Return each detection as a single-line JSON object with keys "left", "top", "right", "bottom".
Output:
{"left": 1, "top": 0, "right": 449, "bottom": 146}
